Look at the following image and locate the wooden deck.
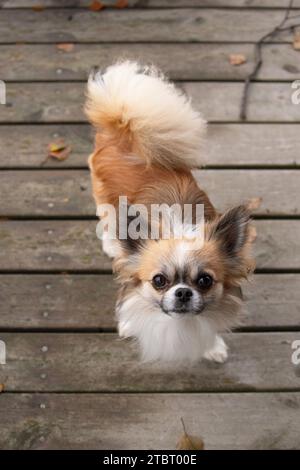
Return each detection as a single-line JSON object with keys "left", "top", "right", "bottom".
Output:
{"left": 0, "top": 0, "right": 300, "bottom": 450}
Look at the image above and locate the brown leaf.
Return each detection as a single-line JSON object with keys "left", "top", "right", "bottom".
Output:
{"left": 293, "top": 33, "right": 300, "bottom": 50}
{"left": 246, "top": 197, "right": 262, "bottom": 211}
{"left": 0, "top": 384, "right": 4, "bottom": 393}
{"left": 229, "top": 54, "right": 247, "bottom": 66}
{"left": 177, "top": 433, "right": 205, "bottom": 450}
{"left": 176, "top": 418, "right": 205, "bottom": 450}
{"left": 248, "top": 225, "right": 257, "bottom": 243}
{"left": 89, "top": 0, "right": 106, "bottom": 10}
{"left": 32, "top": 5, "right": 45, "bottom": 11}
{"left": 50, "top": 147, "right": 72, "bottom": 161}
{"left": 48, "top": 140, "right": 67, "bottom": 153}
{"left": 47, "top": 139, "right": 72, "bottom": 161}
{"left": 56, "top": 43, "right": 75, "bottom": 53}
{"left": 115, "top": 0, "right": 129, "bottom": 8}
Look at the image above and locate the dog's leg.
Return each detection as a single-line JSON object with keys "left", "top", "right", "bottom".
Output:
{"left": 204, "top": 335, "right": 228, "bottom": 363}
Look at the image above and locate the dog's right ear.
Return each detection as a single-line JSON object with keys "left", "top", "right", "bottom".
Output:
{"left": 210, "top": 205, "right": 251, "bottom": 257}
{"left": 118, "top": 205, "right": 149, "bottom": 254}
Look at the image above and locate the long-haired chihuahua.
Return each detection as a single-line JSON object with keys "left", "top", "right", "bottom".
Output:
{"left": 85, "top": 61, "right": 254, "bottom": 364}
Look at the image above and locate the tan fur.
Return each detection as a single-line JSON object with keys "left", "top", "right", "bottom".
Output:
{"left": 89, "top": 131, "right": 254, "bottom": 290}
{"left": 86, "top": 62, "right": 255, "bottom": 363}
{"left": 85, "top": 61, "right": 206, "bottom": 170}
{"left": 89, "top": 133, "right": 215, "bottom": 218}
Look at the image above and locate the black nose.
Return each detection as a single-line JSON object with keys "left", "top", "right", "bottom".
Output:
{"left": 175, "top": 287, "right": 193, "bottom": 303}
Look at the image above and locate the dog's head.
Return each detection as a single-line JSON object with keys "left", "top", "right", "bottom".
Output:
{"left": 114, "top": 205, "right": 254, "bottom": 362}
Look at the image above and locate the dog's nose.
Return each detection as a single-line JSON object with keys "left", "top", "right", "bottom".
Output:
{"left": 175, "top": 287, "right": 193, "bottom": 303}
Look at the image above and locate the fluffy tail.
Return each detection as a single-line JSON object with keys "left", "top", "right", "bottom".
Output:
{"left": 85, "top": 61, "right": 206, "bottom": 169}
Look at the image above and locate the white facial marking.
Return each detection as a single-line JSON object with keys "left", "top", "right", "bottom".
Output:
{"left": 117, "top": 287, "right": 217, "bottom": 363}
{"left": 172, "top": 242, "right": 191, "bottom": 270}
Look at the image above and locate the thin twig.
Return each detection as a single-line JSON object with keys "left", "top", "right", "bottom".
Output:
{"left": 240, "top": 0, "right": 295, "bottom": 121}
{"left": 287, "top": 13, "right": 300, "bottom": 20}
{"left": 277, "top": 23, "right": 300, "bottom": 32}
{"left": 180, "top": 417, "right": 188, "bottom": 435}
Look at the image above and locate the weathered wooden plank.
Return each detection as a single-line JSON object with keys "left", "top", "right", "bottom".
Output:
{"left": 0, "top": 125, "right": 92, "bottom": 168}
{"left": 0, "top": 332, "right": 299, "bottom": 391}
{"left": 0, "top": 274, "right": 299, "bottom": 329}
{"left": 0, "top": 170, "right": 299, "bottom": 216}
{"left": 0, "top": 43, "right": 258, "bottom": 81}
{"left": 1, "top": 0, "right": 300, "bottom": 8}
{"left": 0, "top": 393, "right": 299, "bottom": 450}
{"left": 0, "top": 220, "right": 111, "bottom": 271}
{"left": 204, "top": 124, "right": 300, "bottom": 167}
{"left": 0, "top": 170, "right": 94, "bottom": 217}
{"left": 0, "top": 9, "right": 296, "bottom": 44}
{"left": 0, "top": 274, "right": 116, "bottom": 329}
{"left": 136, "top": 0, "right": 300, "bottom": 6}
{"left": 182, "top": 82, "right": 300, "bottom": 123}
{"left": 244, "top": 274, "right": 300, "bottom": 328}
{"left": 2, "top": 44, "right": 300, "bottom": 82}
{"left": 194, "top": 170, "right": 300, "bottom": 215}
{"left": 0, "top": 220, "right": 298, "bottom": 271}
{"left": 1, "top": 124, "right": 299, "bottom": 168}
{"left": 1, "top": 83, "right": 299, "bottom": 123}
{"left": 1, "top": 83, "right": 84, "bottom": 123}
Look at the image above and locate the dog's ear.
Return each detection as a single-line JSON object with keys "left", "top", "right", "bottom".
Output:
{"left": 118, "top": 205, "right": 149, "bottom": 254}
{"left": 211, "top": 205, "right": 251, "bottom": 256}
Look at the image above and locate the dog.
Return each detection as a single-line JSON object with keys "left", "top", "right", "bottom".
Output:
{"left": 85, "top": 61, "right": 254, "bottom": 364}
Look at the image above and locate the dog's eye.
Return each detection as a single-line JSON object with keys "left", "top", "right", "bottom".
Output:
{"left": 197, "top": 273, "right": 213, "bottom": 290}
{"left": 152, "top": 274, "right": 167, "bottom": 289}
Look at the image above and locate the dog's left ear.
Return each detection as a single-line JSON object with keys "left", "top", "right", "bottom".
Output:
{"left": 211, "top": 205, "right": 251, "bottom": 256}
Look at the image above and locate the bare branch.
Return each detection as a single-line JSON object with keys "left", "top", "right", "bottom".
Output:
{"left": 240, "top": 0, "right": 296, "bottom": 121}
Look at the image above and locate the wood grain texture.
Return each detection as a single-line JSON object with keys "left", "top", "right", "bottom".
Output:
{"left": 1, "top": 124, "right": 299, "bottom": 168}
{"left": 181, "top": 82, "right": 300, "bottom": 123}
{"left": 0, "top": 392, "right": 300, "bottom": 450}
{"left": 0, "top": 274, "right": 299, "bottom": 329}
{"left": 2, "top": 44, "right": 300, "bottom": 82}
{"left": 1, "top": 0, "right": 300, "bottom": 8}
{"left": 0, "top": 220, "right": 299, "bottom": 271}
{"left": 0, "top": 9, "right": 296, "bottom": 44}
{"left": 0, "top": 0, "right": 299, "bottom": 452}
{"left": 0, "top": 220, "right": 111, "bottom": 272}
{"left": 0, "top": 332, "right": 299, "bottom": 391}
{"left": 0, "top": 169, "right": 299, "bottom": 216}
{"left": 1, "top": 83, "right": 299, "bottom": 123}
{"left": 0, "top": 0, "right": 300, "bottom": 8}
{"left": 0, "top": 125, "right": 92, "bottom": 168}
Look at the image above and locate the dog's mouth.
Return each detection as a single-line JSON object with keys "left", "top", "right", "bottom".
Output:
{"left": 161, "top": 304, "right": 204, "bottom": 316}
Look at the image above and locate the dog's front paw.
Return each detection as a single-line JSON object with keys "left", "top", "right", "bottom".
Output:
{"left": 204, "top": 336, "right": 228, "bottom": 363}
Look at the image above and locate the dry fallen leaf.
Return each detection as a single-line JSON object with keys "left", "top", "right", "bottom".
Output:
{"left": 176, "top": 418, "right": 205, "bottom": 450}
{"left": 89, "top": 0, "right": 105, "bottom": 10}
{"left": 246, "top": 197, "right": 262, "bottom": 211}
{"left": 56, "top": 43, "right": 75, "bottom": 53}
{"left": 248, "top": 225, "right": 257, "bottom": 243}
{"left": 47, "top": 139, "right": 72, "bottom": 161}
{"left": 229, "top": 54, "right": 247, "bottom": 66}
{"left": 32, "top": 5, "right": 45, "bottom": 11}
{"left": 48, "top": 140, "right": 66, "bottom": 153}
{"left": 115, "top": 0, "right": 129, "bottom": 7}
{"left": 0, "top": 384, "right": 4, "bottom": 393}
{"left": 293, "top": 33, "right": 300, "bottom": 50}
